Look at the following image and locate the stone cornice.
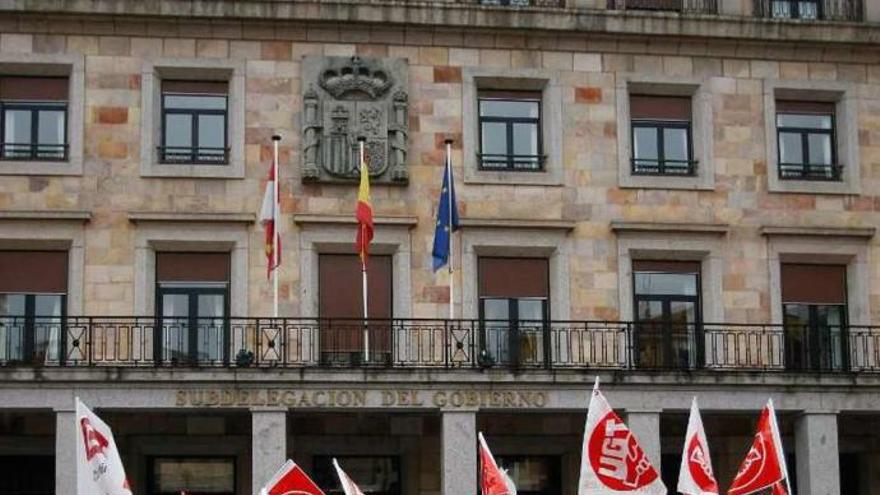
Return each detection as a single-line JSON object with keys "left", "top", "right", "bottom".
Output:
{"left": 760, "top": 225, "right": 876, "bottom": 239}
{"left": 293, "top": 213, "right": 418, "bottom": 227}
{"left": 0, "top": 2, "right": 878, "bottom": 47}
{"left": 0, "top": 210, "right": 91, "bottom": 222}
{"left": 128, "top": 211, "right": 256, "bottom": 223}
{"left": 610, "top": 221, "right": 729, "bottom": 235}
{"left": 459, "top": 218, "right": 576, "bottom": 231}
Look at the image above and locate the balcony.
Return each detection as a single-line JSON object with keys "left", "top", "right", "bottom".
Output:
{"left": 607, "top": 0, "right": 719, "bottom": 14}
{"left": 1, "top": 317, "right": 879, "bottom": 373}
{"left": 753, "top": 0, "right": 864, "bottom": 21}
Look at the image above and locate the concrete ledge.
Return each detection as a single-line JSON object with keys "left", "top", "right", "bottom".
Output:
{"left": 460, "top": 218, "right": 576, "bottom": 231}
{"left": 128, "top": 212, "right": 256, "bottom": 223}
{"left": 0, "top": 210, "right": 92, "bottom": 222}
{"left": 760, "top": 226, "right": 876, "bottom": 239}
{"left": 293, "top": 213, "right": 418, "bottom": 227}
{"left": 610, "top": 221, "right": 729, "bottom": 235}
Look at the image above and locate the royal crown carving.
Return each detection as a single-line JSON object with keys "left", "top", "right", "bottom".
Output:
{"left": 301, "top": 56, "right": 409, "bottom": 185}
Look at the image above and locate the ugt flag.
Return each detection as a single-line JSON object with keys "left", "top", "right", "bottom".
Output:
{"left": 259, "top": 459, "right": 325, "bottom": 495}
{"left": 431, "top": 145, "right": 459, "bottom": 271}
{"left": 75, "top": 398, "right": 132, "bottom": 495}
{"left": 479, "top": 432, "right": 517, "bottom": 495}
{"left": 678, "top": 398, "right": 719, "bottom": 495}
{"left": 727, "top": 400, "right": 789, "bottom": 495}
{"left": 577, "top": 378, "right": 666, "bottom": 495}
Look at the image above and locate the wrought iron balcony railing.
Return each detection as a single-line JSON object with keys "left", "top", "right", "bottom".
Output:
{"left": 1, "top": 317, "right": 879, "bottom": 373}
{"left": 607, "top": 0, "right": 719, "bottom": 14}
{"left": 753, "top": 0, "right": 864, "bottom": 21}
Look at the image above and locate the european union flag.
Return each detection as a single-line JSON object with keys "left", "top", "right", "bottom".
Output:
{"left": 431, "top": 156, "right": 460, "bottom": 272}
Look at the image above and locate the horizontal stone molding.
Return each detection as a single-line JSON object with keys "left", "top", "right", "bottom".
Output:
{"left": 293, "top": 213, "right": 418, "bottom": 227}
{"left": 760, "top": 225, "right": 876, "bottom": 239}
{"left": 460, "top": 218, "right": 576, "bottom": 231}
{"left": 0, "top": 210, "right": 91, "bottom": 222}
{"left": 128, "top": 211, "right": 256, "bottom": 224}
{"left": 610, "top": 221, "right": 729, "bottom": 235}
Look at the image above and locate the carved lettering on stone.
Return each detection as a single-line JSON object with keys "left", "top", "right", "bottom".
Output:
{"left": 301, "top": 56, "right": 409, "bottom": 184}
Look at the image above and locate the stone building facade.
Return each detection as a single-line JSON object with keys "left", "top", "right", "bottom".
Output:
{"left": 0, "top": 0, "right": 879, "bottom": 494}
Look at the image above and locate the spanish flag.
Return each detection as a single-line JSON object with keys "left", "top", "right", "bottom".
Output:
{"left": 354, "top": 149, "right": 373, "bottom": 267}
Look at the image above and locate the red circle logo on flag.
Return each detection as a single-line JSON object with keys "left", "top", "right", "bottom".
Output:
{"left": 735, "top": 434, "right": 768, "bottom": 487}
{"left": 588, "top": 412, "right": 659, "bottom": 490}
{"left": 687, "top": 436, "right": 718, "bottom": 491}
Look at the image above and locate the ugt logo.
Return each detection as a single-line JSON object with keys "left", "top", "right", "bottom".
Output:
{"left": 588, "top": 412, "right": 659, "bottom": 490}
{"left": 80, "top": 417, "right": 110, "bottom": 461}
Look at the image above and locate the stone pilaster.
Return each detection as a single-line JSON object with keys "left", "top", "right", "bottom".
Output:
{"left": 251, "top": 408, "right": 288, "bottom": 494}
{"left": 625, "top": 410, "right": 662, "bottom": 473}
{"left": 56, "top": 409, "right": 76, "bottom": 495}
{"left": 796, "top": 412, "right": 840, "bottom": 495}
{"left": 441, "top": 410, "right": 476, "bottom": 495}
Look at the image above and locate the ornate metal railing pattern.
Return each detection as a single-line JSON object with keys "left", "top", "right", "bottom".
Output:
{"left": 1, "top": 317, "right": 879, "bottom": 372}
{"left": 753, "top": 0, "right": 864, "bottom": 21}
{"left": 607, "top": 0, "right": 719, "bottom": 14}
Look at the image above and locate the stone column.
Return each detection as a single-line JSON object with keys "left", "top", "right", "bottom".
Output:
{"left": 626, "top": 410, "right": 662, "bottom": 473}
{"left": 251, "top": 408, "right": 288, "bottom": 495}
{"left": 56, "top": 408, "right": 76, "bottom": 495}
{"left": 442, "top": 410, "right": 476, "bottom": 495}
{"left": 795, "top": 412, "right": 840, "bottom": 495}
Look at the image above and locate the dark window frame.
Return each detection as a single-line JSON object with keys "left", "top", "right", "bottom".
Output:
{"left": 159, "top": 89, "right": 229, "bottom": 165}
{"left": 477, "top": 92, "right": 544, "bottom": 172}
{"left": 630, "top": 119, "right": 696, "bottom": 176}
{"left": 0, "top": 292, "right": 67, "bottom": 365}
{"left": 312, "top": 455, "right": 402, "bottom": 495}
{"left": 776, "top": 108, "right": 839, "bottom": 181}
{"left": 0, "top": 101, "right": 68, "bottom": 161}
{"left": 493, "top": 455, "right": 562, "bottom": 495}
{"left": 632, "top": 266, "right": 703, "bottom": 370}
{"left": 147, "top": 455, "right": 236, "bottom": 495}
{"left": 770, "top": 0, "right": 822, "bottom": 19}
{"left": 154, "top": 283, "right": 230, "bottom": 366}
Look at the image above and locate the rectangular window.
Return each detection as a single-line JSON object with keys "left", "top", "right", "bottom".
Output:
{"left": 495, "top": 455, "right": 561, "bottom": 495}
{"left": 149, "top": 457, "right": 235, "bottom": 495}
{"left": 630, "top": 95, "right": 695, "bottom": 176}
{"left": 160, "top": 80, "right": 228, "bottom": 165}
{"left": 312, "top": 456, "right": 401, "bottom": 495}
{"left": 0, "top": 76, "right": 68, "bottom": 161}
{"left": 0, "top": 250, "right": 67, "bottom": 364}
{"left": 632, "top": 260, "right": 701, "bottom": 370}
{"left": 478, "top": 90, "right": 542, "bottom": 172}
{"left": 155, "top": 252, "right": 230, "bottom": 365}
{"left": 781, "top": 263, "right": 847, "bottom": 371}
{"left": 318, "top": 254, "right": 393, "bottom": 365}
{"left": 771, "top": 0, "right": 820, "bottom": 19}
{"left": 478, "top": 257, "right": 549, "bottom": 367}
{"left": 776, "top": 100, "right": 838, "bottom": 181}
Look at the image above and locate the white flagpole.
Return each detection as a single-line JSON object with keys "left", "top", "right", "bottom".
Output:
{"left": 769, "top": 399, "right": 794, "bottom": 495}
{"left": 359, "top": 138, "right": 370, "bottom": 363}
{"left": 272, "top": 135, "right": 281, "bottom": 319}
{"left": 445, "top": 139, "right": 454, "bottom": 321}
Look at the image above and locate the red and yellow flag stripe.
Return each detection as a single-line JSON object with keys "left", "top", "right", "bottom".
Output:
{"left": 354, "top": 154, "right": 373, "bottom": 266}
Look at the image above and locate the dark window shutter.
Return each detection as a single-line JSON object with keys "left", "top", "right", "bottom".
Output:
{"left": 0, "top": 251, "right": 68, "bottom": 293}
{"left": 318, "top": 254, "right": 392, "bottom": 319}
{"left": 776, "top": 100, "right": 835, "bottom": 115}
{"left": 161, "top": 80, "right": 229, "bottom": 95}
{"left": 478, "top": 257, "right": 549, "bottom": 298}
{"left": 477, "top": 89, "right": 542, "bottom": 100}
{"left": 630, "top": 95, "right": 691, "bottom": 120}
{"left": 781, "top": 264, "right": 847, "bottom": 304}
{"left": 156, "top": 252, "right": 230, "bottom": 283}
{"left": 0, "top": 76, "right": 69, "bottom": 101}
{"left": 632, "top": 260, "right": 701, "bottom": 274}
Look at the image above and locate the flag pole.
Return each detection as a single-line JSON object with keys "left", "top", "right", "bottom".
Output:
{"left": 769, "top": 399, "right": 794, "bottom": 495}
{"left": 359, "top": 137, "right": 370, "bottom": 363}
{"left": 445, "top": 139, "right": 454, "bottom": 321}
{"left": 272, "top": 135, "right": 281, "bottom": 319}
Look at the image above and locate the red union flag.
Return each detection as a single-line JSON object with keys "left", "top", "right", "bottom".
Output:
{"left": 479, "top": 432, "right": 517, "bottom": 495}
{"left": 260, "top": 459, "right": 326, "bottom": 495}
{"left": 578, "top": 378, "right": 666, "bottom": 495}
{"left": 75, "top": 398, "right": 132, "bottom": 495}
{"left": 727, "top": 400, "right": 789, "bottom": 495}
{"left": 677, "top": 398, "right": 719, "bottom": 495}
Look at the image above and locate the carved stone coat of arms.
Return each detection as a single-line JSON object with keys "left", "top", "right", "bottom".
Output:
{"left": 301, "top": 56, "right": 409, "bottom": 184}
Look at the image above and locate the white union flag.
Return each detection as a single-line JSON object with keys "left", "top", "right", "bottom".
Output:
{"left": 75, "top": 398, "right": 132, "bottom": 495}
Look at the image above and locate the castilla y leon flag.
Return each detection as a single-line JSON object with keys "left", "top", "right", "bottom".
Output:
{"left": 332, "top": 458, "right": 367, "bottom": 495}
{"left": 75, "top": 398, "right": 132, "bottom": 495}
{"left": 259, "top": 459, "right": 326, "bottom": 495}
{"left": 678, "top": 398, "right": 720, "bottom": 495}
{"left": 727, "top": 400, "right": 790, "bottom": 495}
{"left": 354, "top": 148, "right": 374, "bottom": 266}
{"left": 259, "top": 141, "right": 281, "bottom": 278}
{"left": 577, "top": 378, "right": 666, "bottom": 495}
{"left": 479, "top": 432, "right": 517, "bottom": 495}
